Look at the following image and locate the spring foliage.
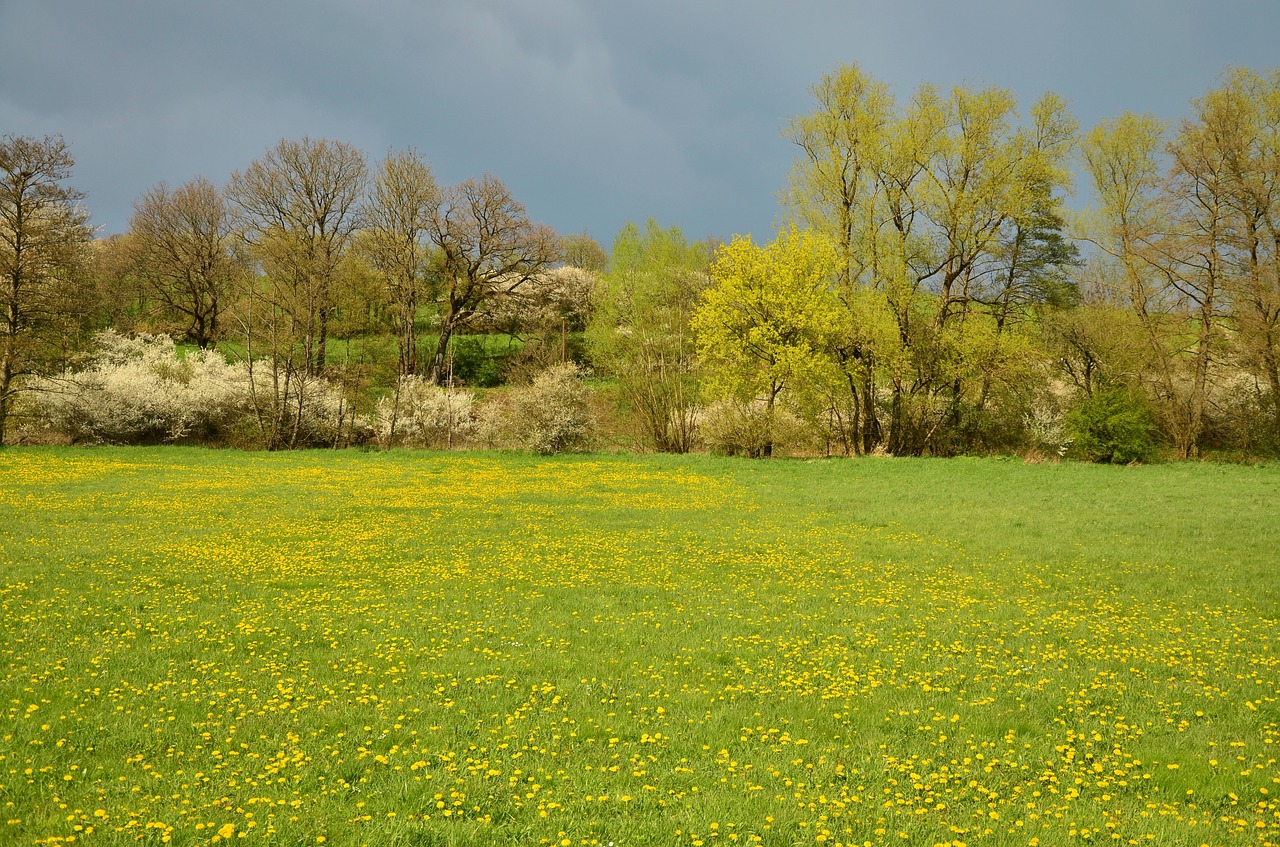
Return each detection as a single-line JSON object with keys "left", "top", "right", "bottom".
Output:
{"left": 21, "top": 331, "right": 250, "bottom": 443}
{"left": 9, "top": 65, "right": 1280, "bottom": 458}
{"left": 19, "top": 330, "right": 351, "bottom": 447}
{"left": 586, "top": 220, "right": 709, "bottom": 452}
{"left": 480, "top": 363, "right": 595, "bottom": 453}
{"left": 692, "top": 228, "right": 846, "bottom": 455}
{"left": 374, "top": 377, "right": 476, "bottom": 448}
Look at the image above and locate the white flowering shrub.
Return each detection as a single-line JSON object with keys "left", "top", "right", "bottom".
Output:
{"left": 481, "top": 363, "right": 594, "bottom": 453}
{"left": 374, "top": 377, "right": 476, "bottom": 448}
{"left": 243, "top": 363, "right": 351, "bottom": 448}
{"left": 1023, "top": 398, "right": 1073, "bottom": 458}
{"left": 23, "top": 330, "right": 253, "bottom": 444}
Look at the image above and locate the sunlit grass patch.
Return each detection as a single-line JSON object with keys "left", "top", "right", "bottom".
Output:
{"left": 1, "top": 448, "right": 1277, "bottom": 846}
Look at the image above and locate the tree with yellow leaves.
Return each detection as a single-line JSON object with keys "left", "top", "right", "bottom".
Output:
{"left": 692, "top": 227, "right": 844, "bottom": 456}
{"left": 784, "top": 64, "right": 1079, "bottom": 454}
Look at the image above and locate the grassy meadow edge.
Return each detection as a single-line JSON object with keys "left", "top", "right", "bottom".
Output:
{"left": 1, "top": 447, "right": 1277, "bottom": 846}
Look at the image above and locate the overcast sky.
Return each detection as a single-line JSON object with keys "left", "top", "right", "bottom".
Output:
{"left": 3, "top": 1, "right": 1278, "bottom": 245}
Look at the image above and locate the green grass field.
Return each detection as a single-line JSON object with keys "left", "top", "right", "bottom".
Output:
{"left": 1, "top": 449, "right": 1277, "bottom": 846}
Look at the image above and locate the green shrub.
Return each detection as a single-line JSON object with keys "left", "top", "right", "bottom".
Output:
{"left": 1065, "top": 387, "right": 1157, "bottom": 463}
{"left": 450, "top": 336, "right": 509, "bottom": 387}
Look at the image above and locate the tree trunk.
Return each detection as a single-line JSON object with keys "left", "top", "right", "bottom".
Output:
{"left": 315, "top": 300, "right": 330, "bottom": 377}
{"left": 0, "top": 353, "right": 13, "bottom": 447}
{"left": 861, "top": 361, "right": 880, "bottom": 453}
{"left": 429, "top": 312, "right": 455, "bottom": 386}
{"left": 887, "top": 386, "right": 906, "bottom": 455}
{"left": 399, "top": 288, "right": 418, "bottom": 377}
{"left": 842, "top": 369, "right": 862, "bottom": 456}
{"left": 0, "top": 295, "right": 18, "bottom": 445}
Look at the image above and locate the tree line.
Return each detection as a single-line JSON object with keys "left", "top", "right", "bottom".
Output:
{"left": 3, "top": 64, "right": 1278, "bottom": 459}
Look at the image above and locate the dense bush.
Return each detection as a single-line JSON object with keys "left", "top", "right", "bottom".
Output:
{"left": 1065, "top": 387, "right": 1157, "bottom": 463}
{"left": 478, "top": 363, "right": 594, "bottom": 453}
{"left": 18, "top": 330, "right": 355, "bottom": 448}
{"left": 699, "top": 398, "right": 806, "bottom": 458}
{"left": 1201, "top": 371, "right": 1279, "bottom": 457}
{"left": 374, "top": 377, "right": 476, "bottom": 448}
{"left": 449, "top": 336, "right": 510, "bottom": 387}
{"left": 1022, "top": 394, "right": 1073, "bottom": 460}
{"left": 20, "top": 331, "right": 252, "bottom": 444}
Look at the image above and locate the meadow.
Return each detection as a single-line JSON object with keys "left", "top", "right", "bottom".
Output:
{"left": 0, "top": 448, "right": 1277, "bottom": 847}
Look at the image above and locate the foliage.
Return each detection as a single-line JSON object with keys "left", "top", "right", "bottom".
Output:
{"left": 1076, "top": 70, "right": 1280, "bottom": 457}
{"left": 483, "top": 363, "right": 594, "bottom": 453}
{"left": 0, "top": 133, "right": 95, "bottom": 444}
{"left": 19, "top": 330, "right": 252, "bottom": 444}
{"left": 1204, "top": 369, "right": 1280, "bottom": 456}
{"left": 782, "top": 64, "right": 1080, "bottom": 455}
{"left": 559, "top": 231, "right": 608, "bottom": 273}
{"left": 17, "top": 65, "right": 1280, "bottom": 461}
{"left": 358, "top": 148, "right": 438, "bottom": 377}
{"left": 126, "top": 176, "right": 240, "bottom": 348}
{"left": 479, "top": 266, "right": 596, "bottom": 363}
{"left": 698, "top": 397, "right": 808, "bottom": 457}
{"left": 449, "top": 335, "right": 511, "bottom": 387}
{"left": 693, "top": 227, "right": 843, "bottom": 456}
{"left": 1022, "top": 392, "right": 1073, "bottom": 458}
{"left": 240, "top": 359, "right": 350, "bottom": 449}
{"left": 229, "top": 268, "right": 360, "bottom": 450}
{"left": 374, "top": 375, "right": 475, "bottom": 448}
{"left": 1041, "top": 293, "right": 1151, "bottom": 398}
{"left": 227, "top": 137, "right": 368, "bottom": 378}
{"left": 424, "top": 175, "right": 560, "bottom": 384}
{"left": 587, "top": 220, "right": 709, "bottom": 452}
{"left": 1065, "top": 386, "right": 1157, "bottom": 463}
{"left": 18, "top": 330, "right": 357, "bottom": 448}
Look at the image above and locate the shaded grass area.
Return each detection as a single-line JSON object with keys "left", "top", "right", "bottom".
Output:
{"left": 0, "top": 448, "right": 1277, "bottom": 846}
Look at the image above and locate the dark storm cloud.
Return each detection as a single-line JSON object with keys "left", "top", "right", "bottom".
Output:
{"left": 3, "top": 1, "right": 1279, "bottom": 244}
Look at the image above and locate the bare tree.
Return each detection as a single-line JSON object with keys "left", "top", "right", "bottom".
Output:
{"left": 0, "top": 134, "right": 93, "bottom": 443}
{"left": 128, "top": 177, "right": 240, "bottom": 348}
{"left": 227, "top": 138, "right": 367, "bottom": 375}
{"left": 560, "top": 231, "right": 608, "bottom": 273}
{"left": 359, "top": 148, "right": 439, "bottom": 377}
{"left": 426, "top": 174, "right": 559, "bottom": 384}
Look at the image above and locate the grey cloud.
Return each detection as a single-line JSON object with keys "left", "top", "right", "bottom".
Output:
{"left": 3, "top": 0, "right": 1279, "bottom": 243}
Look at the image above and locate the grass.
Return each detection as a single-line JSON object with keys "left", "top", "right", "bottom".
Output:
{"left": 0, "top": 448, "right": 1277, "bottom": 846}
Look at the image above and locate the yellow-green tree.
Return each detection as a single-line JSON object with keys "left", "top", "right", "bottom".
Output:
{"left": 586, "top": 220, "right": 709, "bottom": 452}
{"left": 784, "top": 64, "right": 893, "bottom": 290}
{"left": 783, "top": 64, "right": 895, "bottom": 451}
{"left": 692, "top": 227, "right": 844, "bottom": 457}
{"left": 1080, "top": 111, "right": 1228, "bottom": 457}
{"left": 784, "top": 65, "right": 1078, "bottom": 454}
{"left": 1079, "top": 70, "right": 1280, "bottom": 457}
{"left": 1192, "top": 68, "right": 1280, "bottom": 448}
